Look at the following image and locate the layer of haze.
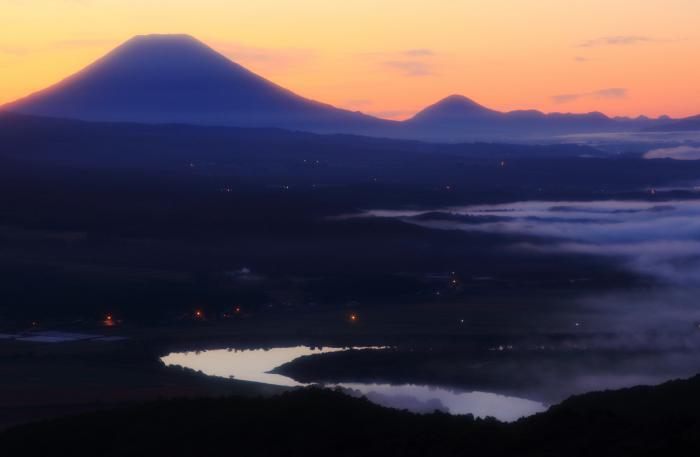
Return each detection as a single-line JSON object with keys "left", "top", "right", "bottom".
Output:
{"left": 366, "top": 199, "right": 700, "bottom": 285}
{"left": 1, "top": 0, "right": 699, "bottom": 119}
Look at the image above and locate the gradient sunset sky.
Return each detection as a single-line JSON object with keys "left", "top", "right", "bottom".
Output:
{"left": 1, "top": 0, "right": 698, "bottom": 120}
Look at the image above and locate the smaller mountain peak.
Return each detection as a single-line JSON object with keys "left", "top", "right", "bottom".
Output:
{"left": 410, "top": 94, "right": 500, "bottom": 122}
{"left": 436, "top": 94, "right": 488, "bottom": 110}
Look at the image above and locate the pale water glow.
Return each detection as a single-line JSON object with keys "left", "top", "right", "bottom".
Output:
{"left": 340, "top": 383, "right": 546, "bottom": 421}
{"left": 161, "top": 346, "right": 346, "bottom": 387}
{"left": 161, "top": 346, "right": 547, "bottom": 421}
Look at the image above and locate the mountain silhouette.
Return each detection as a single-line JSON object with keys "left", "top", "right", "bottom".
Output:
{"left": 2, "top": 34, "right": 691, "bottom": 141}
{"left": 645, "top": 115, "right": 700, "bottom": 132}
{"left": 3, "top": 34, "right": 392, "bottom": 133}
{"left": 402, "top": 94, "right": 667, "bottom": 140}
{"left": 409, "top": 95, "right": 501, "bottom": 122}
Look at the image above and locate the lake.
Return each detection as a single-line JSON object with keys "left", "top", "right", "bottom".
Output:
{"left": 161, "top": 346, "right": 547, "bottom": 422}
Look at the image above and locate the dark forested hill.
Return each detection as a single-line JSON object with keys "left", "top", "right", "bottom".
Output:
{"left": 2, "top": 375, "right": 700, "bottom": 456}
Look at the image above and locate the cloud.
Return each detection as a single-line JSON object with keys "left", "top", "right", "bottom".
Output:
{"left": 343, "top": 99, "right": 374, "bottom": 108}
{"left": 0, "top": 46, "right": 29, "bottom": 56}
{"left": 402, "top": 48, "right": 435, "bottom": 57}
{"left": 594, "top": 87, "right": 627, "bottom": 99}
{"left": 363, "top": 48, "right": 437, "bottom": 77}
{"left": 214, "top": 42, "right": 314, "bottom": 71}
{"left": 579, "top": 35, "right": 655, "bottom": 47}
{"left": 383, "top": 60, "right": 434, "bottom": 76}
{"left": 552, "top": 87, "right": 627, "bottom": 104}
{"left": 0, "top": 38, "right": 113, "bottom": 56}
{"left": 644, "top": 146, "right": 700, "bottom": 160}
{"left": 52, "top": 38, "right": 114, "bottom": 48}
{"left": 552, "top": 93, "right": 582, "bottom": 103}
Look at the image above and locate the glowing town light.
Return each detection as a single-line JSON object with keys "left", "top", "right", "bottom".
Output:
{"left": 103, "top": 314, "right": 115, "bottom": 327}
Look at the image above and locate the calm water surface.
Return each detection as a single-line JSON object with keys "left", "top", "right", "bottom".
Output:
{"left": 161, "top": 346, "right": 546, "bottom": 422}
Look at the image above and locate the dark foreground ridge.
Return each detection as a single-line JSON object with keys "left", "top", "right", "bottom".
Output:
{"left": 3, "top": 375, "right": 700, "bottom": 456}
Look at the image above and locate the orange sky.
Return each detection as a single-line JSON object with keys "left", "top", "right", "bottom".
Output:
{"left": 1, "top": 0, "right": 699, "bottom": 119}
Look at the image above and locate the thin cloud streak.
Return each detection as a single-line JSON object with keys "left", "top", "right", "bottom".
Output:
{"left": 0, "top": 38, "right": 114, "bottom": 56}
{"left": 578, "top": 35, "right": 655, "bottom": 47}
{"left": 383, "top": 60, "right": 434, "bottom": 76}
{"left": 213, "top": 42, "right": 315, "bottom": 70}
{"left": 402, "top": 49, "right": 435, "bottom": 57}
{"left": 552, "top": 88, "right": 628, "bottom": 104}
{"left": 343, "top": 99, "right": 374, "bottom": 108}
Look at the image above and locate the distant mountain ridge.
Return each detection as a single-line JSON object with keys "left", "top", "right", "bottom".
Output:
{"left": 2, "top": 34, "right": 696, "bottom": 140}
{"left": 644, "top": 115, "right": 700, "bottom": 132}
{"left": 402, "top": 94, "right": 674, "bottom": 140}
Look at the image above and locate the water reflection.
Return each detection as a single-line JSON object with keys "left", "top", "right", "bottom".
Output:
{"left": 161, "top": 346, "right": 547, "bottom": 422}
{"left": 340, "top": 383, "right": 545, "bottom": 421}
{"left": 161, "top": 346, "right": 346, "bottom": 387}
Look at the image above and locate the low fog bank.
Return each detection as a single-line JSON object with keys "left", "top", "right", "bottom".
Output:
{"left": 278, "top": 288, "right": 700, "bottom": 404}
{"left": 366, "top": 199, "right": 700, "bottom": 285}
